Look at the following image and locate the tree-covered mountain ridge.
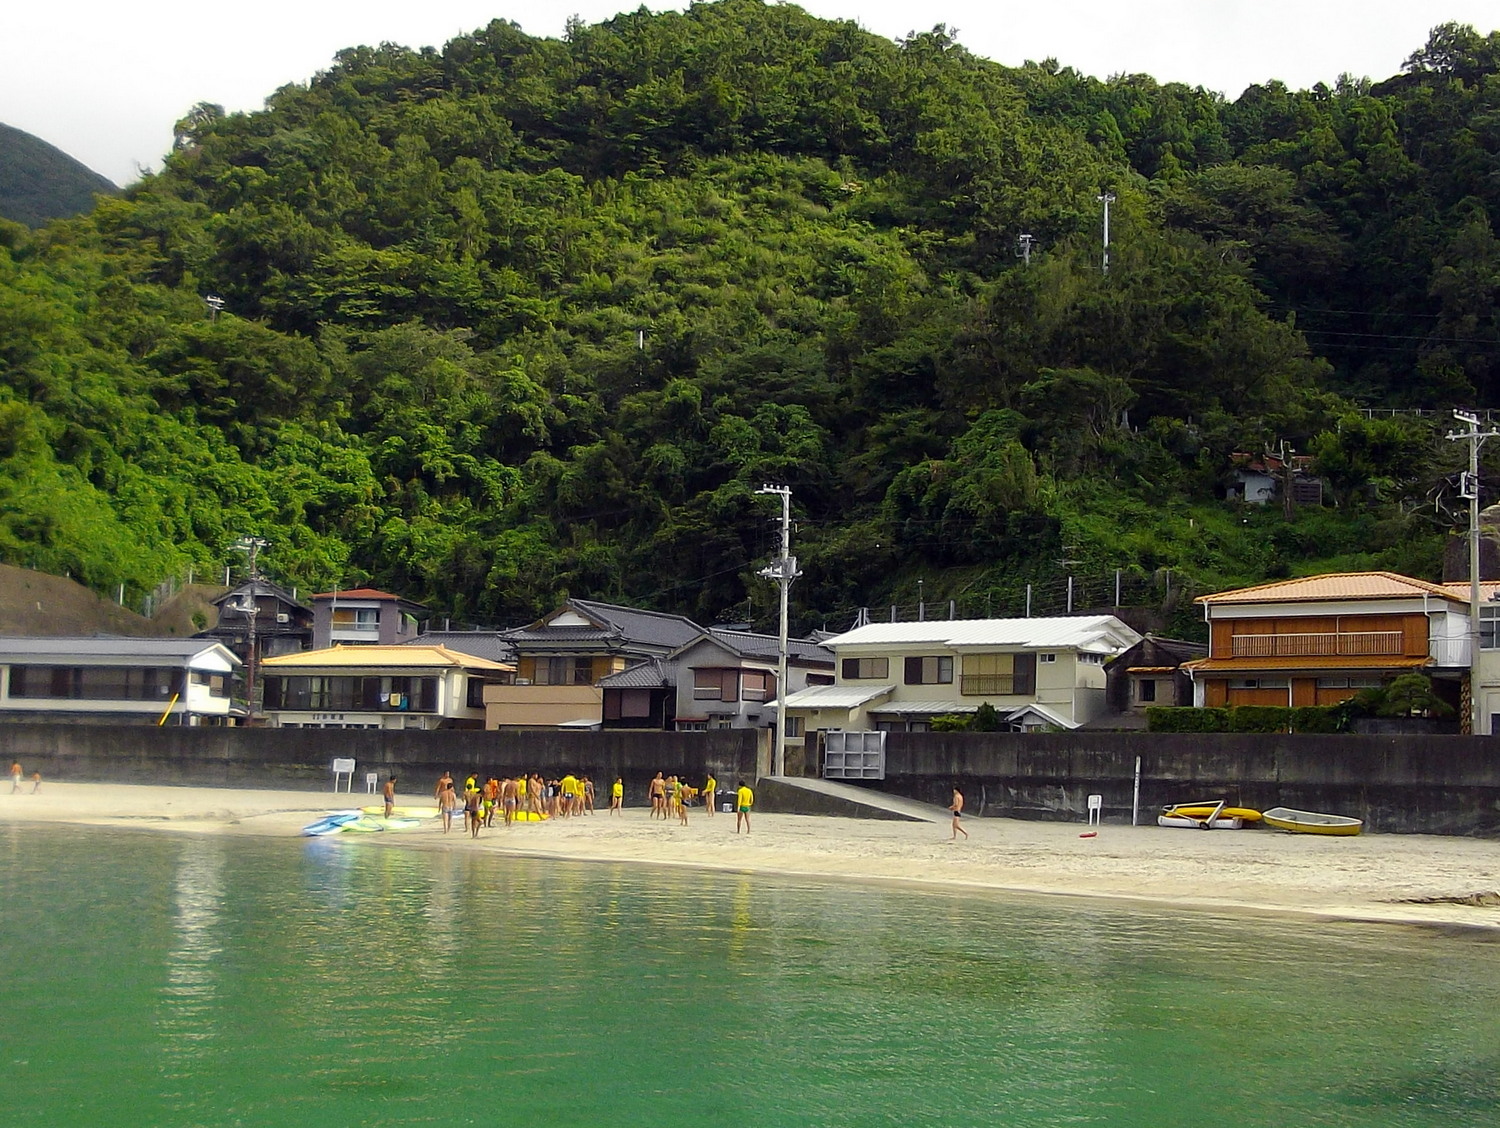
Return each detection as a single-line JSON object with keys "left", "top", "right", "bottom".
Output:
{"left": 1, "top": 1, "right": 1497, "bottom": 634}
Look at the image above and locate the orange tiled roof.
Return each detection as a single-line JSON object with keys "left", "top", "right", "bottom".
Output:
{"left": 1195, "top": 572, "right": 1462, "bottom": 606}
{"left": 1182, "top": 655, "right": 1432, "bottom": 673}
{"left": 262, "top": 644, "right": 512, "bottom": 671}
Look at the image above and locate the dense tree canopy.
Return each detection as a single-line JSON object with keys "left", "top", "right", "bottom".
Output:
{"left": 1, "top": 3, "right": 1497, "bottom": 631}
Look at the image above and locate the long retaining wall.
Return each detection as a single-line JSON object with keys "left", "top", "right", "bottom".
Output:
{"left": 0, "top": 724, "right": 761, "bottom": 806}
{"left": 7, "top": 724, "right": 1500, "bottom": 836}
{"left": 878, "top": 731, "right": 1500, "bottom": 836}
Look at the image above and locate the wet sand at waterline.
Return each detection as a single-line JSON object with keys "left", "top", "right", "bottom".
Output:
{"left": 5, "top": 781, "right": 1499, "bottom": 930}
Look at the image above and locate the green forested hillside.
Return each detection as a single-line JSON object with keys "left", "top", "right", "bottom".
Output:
{"left": 1, "top": 2, "right": 1497, "bottom": 631}
{"left": 0, "top": 123, "right": 118, "bottom": 227}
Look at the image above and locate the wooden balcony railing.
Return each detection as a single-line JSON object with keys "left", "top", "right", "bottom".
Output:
{"left": 959, "top": 675, "right": 1035, "bottom": 696}
{"left": 1229, "top": 631, "right": 1403, "bottom": 658}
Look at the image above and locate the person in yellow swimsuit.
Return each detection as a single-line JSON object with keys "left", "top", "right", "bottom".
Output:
{"left": 610, "top": 777, "right": 623, "bottom": 814}
{"left": 703, "top": 773, "right": 717, "bottom": 818}
{"left": 735, "top": 781, "right": 753, "bottom": 834}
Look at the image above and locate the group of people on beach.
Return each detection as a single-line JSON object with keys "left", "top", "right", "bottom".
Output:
{"left": 415, "top": 770, "right": 756, "bottom": 836}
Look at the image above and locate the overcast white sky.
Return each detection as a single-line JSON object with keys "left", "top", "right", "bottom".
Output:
{"left": 3, "top": 1, "right": 1495, "bottom": 186}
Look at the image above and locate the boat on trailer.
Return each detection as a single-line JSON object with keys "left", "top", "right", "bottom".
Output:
{"left": 1260, "top": 807, "right": 1362, "bottom": 836}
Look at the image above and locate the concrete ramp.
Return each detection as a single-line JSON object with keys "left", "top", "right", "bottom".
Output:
{"left": 755, "top": 776, "right": 947, "bottom": 823}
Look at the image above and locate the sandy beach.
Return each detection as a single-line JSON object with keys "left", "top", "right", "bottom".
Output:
{"left": 4, "top": 781, "right": 1499, "bottom": 931}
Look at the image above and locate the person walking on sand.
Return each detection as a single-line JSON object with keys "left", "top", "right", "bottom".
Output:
{"left": 434, "top": 770, "right": 452, "bottom": 801}
{"left": 610, "top": 777, "right": 623, "bottom": 814}
{"left": 383, "top": 775, "right": 397, "bottom": 819}
{"left": 30, "top": 771, "right": 41, "bottom": 794}
{"left": 735, "top": 780, "right": 753, "bottom": 834}
{"left": 9, "top": 761, "right": 21, "bottom": 793}
{"left": 439, "top": 778, "right": 459, "bottom": 833}
{"left": 949, "top": 786, "right": 968, "bottom": 840}
{"left": 704, "top": 772, "right": 717, "bottom": 818}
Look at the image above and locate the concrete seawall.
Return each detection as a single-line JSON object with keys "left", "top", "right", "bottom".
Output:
{"left": 5, "top": 725, "right": 1500, "bottom": 835}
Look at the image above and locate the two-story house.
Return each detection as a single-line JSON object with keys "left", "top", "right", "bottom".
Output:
{"left": 1182, "top": 572, "right": 1468, "bottom": 712}
{"left": 485, "top": 599, "right": 703, "bottom": 729}
{"left": 310, "top": 588, "right": 426, "bottom": 649}
{"left": 597, "top": 628, "right": 834, "bottom": 732}
{"left": 0, "top": 637, "right": 241, "bottom": 725}
{"left": 259, "top": 644, "right": 513, "bottom": 730}
{"left": 200, "top": 579, "right": 314, "bottom": 664}
{"left": 774, "top": 615, "right": 1141, "bottom": 747}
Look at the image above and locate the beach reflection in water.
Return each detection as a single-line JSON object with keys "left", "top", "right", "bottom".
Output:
{"left": 1, "top": 824, "right": 1497, "bottom": 1128}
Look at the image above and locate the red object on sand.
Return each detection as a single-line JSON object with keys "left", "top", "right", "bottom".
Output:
{"left": 1078, "top": 831, "right": 1098, "bottom": 838}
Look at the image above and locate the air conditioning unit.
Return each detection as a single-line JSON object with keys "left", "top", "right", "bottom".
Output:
{"left": 514, "top": 678, "right": 532, "bottom": 685}
{"left": 276, "top": 613, "right": 290, "bottom": 624}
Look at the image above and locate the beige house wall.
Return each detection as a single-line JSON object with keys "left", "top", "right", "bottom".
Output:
{"left": 484, "top": 684, "right": 603, "bottom": 729}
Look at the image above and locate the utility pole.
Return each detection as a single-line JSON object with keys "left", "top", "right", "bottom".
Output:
{"left": 233, "top": 536, "right": 269, "bottom": 725}
{"left": 1015, "top": 233, "right": 1035, "bottom": 267}
{"left": 1447, "top": 411, "right": 1499, "bottom": 735}
{"left": 1096, "top": 193, "right": 1116, "bottom": 273}
{"left": 755, "top": 485, "right": 798, "bottom": 777}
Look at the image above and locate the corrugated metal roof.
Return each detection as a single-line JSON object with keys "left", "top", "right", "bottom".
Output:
{"left": 1183, "top": 655, "right": 1432, "bottom": 673}
{"left": 1006, "top": 702, "right": 1077, "bottom": 729}
{"left": 261, "top": 644, "right": 512, "bottom": 671}
{"left": 1196, "top": 572, "right": 1463, "bottom": 605}
{"left": 0, "top": 637, "right": 241, "bottom": 664}
{"left": 870, "top": 700, "right": 977, "bottom": 715}
{"left": 824, "top": 615, "right": 1140, "bottom": 651}
{"left": 771, "top": 684, "right": 894, "bottom": 710}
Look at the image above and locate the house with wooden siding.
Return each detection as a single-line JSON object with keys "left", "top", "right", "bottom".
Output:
{"left": 1183, "top": 572, "right": 1469, "bottom": 713}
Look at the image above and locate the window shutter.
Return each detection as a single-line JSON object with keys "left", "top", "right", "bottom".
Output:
{"left": 1014, "top": 653, "right": 1037, "bottom": 695}
{"left": 842, "top": 658, "right": 858, "bottom": 679}
{"left": 904, "top": 656, "right": 922, "bottom": 684}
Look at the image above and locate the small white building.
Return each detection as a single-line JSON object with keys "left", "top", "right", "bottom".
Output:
{"left": 0, "top": 637, "right": 240, "bottom": 725}
{"left": 772, "top": 615, "right": 1142, "bottom": 746}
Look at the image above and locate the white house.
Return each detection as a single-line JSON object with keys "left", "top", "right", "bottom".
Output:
{"left": 0, "top": 637, "right": 241, "bottom": 725}
{"left": 771, "top": 615, "right": 1142, "bottom": 746}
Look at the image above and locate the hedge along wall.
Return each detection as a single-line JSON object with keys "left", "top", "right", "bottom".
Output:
{"left": 880, "top": 730, "right": 1500, "bottom": 836}
{"left": 1146, "top": 705, "right": 1344, "bottom": 733}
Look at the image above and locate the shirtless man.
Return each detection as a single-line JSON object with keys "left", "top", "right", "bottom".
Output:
{"left": 501, "top": 775, "right": 519, "bottom": 827}
{"left": 649, "top": 772, "right": 666, "bottom": 819}
{"left": 9, "top": 761, "right": 21, "bottom": 793}
{"left": 434, "top": 770, "right": 453, "bottom": 801}
{"left": 949, "top": 786, "right": 968, "bottom": 840}
{"left": 383, "top": 775, "right": 397, "bottom": 819}
{"left": 439, "top": 778, "right": 459, "bottom": 833}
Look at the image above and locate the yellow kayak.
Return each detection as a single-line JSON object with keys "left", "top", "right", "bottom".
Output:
{"left": 361, "top": 805, "right": 440, "bottom": 819}
{"left": 1164, "top": 804, "right": 1263, "bottom": 822}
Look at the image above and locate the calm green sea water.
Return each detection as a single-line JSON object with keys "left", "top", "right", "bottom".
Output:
{"left": 2, "top": 824, "right": 1498, "bottom": 1128}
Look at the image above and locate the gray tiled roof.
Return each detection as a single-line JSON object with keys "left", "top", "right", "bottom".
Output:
{"left": 212, "top": 579, "right": 308, "bottom": 611}
{"left": 504, "top": 599, "right": 703, "bottom": 653}
{"left": 0, "top": 636, "right": 240, "bottom": 664}
{"left": 706, "top": 628, "right": 832, "bottom": 664}
{"left": 403, "top": 631, "right": 516, "bottom": 664}
{"left": 598, "top": 659, "right": 671, "bottom": 689}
